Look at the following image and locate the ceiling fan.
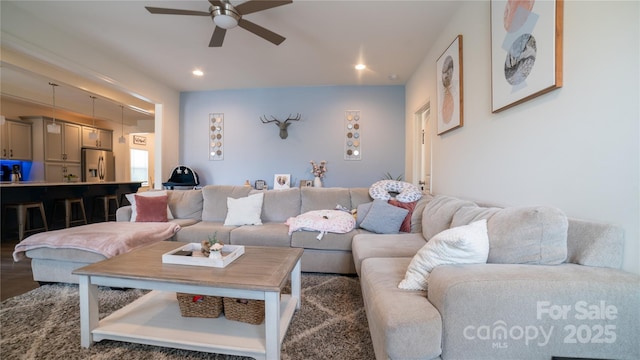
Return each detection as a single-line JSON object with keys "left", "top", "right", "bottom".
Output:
{"left": 145, "top": 0, "right": 292, "bottom": 47}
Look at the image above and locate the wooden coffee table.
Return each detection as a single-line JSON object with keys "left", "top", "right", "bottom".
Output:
{"left": 73, "top": 241, "right": 303, "bottom": 360}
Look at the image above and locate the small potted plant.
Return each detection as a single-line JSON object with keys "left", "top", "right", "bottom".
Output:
{"left": 201, "top": 233, "right": 224, "bottom": 259}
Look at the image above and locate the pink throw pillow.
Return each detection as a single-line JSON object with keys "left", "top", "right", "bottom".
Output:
{"left": 388, "top": 200, "right": 417, "bottom": 233}
{"left": 134, "top": 194, "right": 169, "bottom": 222}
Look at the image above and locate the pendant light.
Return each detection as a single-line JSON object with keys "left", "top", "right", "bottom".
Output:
{"left": 118, "top": 105, "right": 126, "bottom": 144}
{"left": 47, "top": 82, "right": 61, "bottom": 134}
{"left": 89, "top": 95, "right": 98, "bottom": 140}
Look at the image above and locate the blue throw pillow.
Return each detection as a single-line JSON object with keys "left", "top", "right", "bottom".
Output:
{"left": 359, "top": 199, "right": 409, "bottom": 234}
{"left": 356, "top": 202, "right": 373, "bottom": 228}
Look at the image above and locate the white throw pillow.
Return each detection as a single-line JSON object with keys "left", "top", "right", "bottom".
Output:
{"left": 224, "top": 192, "right": 264, "bottom": 226}
{"left": 126, "top": 191, "right": 174, "bottom": 222}
{"left": 398, "top": 219, "right": 490, "bottom": 291}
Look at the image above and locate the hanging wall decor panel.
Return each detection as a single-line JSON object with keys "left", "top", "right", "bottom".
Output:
{"left": 344, "top": 110, "right": 361, "bottom": 160}
{"left": 209, "top": 113, "right": 224, "bottom": 161}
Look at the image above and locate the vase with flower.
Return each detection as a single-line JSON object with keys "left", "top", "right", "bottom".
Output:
{"left": 201, "top": 233, "right": 224, "bottom": 259}
{"left": 310, "top": 160, "right": 327, "bottom": 187}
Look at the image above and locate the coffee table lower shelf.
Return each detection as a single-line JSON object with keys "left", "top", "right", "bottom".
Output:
{"left": 92, "top": 290, "right": 297, "bottom": 359}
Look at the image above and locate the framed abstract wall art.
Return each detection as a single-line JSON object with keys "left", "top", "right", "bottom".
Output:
{"left": 491, "top": 0, "right": 563, "bottom": 112}
{"left": 436, "top": 35, "right": 463, "bottom": 135}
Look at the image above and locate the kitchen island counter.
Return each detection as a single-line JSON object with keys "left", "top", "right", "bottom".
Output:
{"left": 1, "top": 181, "right": 142, "bottom": 239}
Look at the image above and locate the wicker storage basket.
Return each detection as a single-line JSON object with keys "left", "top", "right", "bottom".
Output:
{"left": 176, "top": 293, "right": 223, "bottom": 318}
{"left": 223, "top": 297, "right": 265, "bottom": 324}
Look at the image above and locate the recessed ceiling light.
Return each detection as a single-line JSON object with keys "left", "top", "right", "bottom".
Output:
{"left": 355, "top": 64, "right": 366, "bottom": 70}
{"left": 192, "top": 69, "right": 204, "bottom": 76}
{"left": 388, "top": 74, "right": 399, "bottom": 80}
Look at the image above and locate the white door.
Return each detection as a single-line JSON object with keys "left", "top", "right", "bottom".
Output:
{"left": 414, "top": 101, "right": 431, "bottom": 192}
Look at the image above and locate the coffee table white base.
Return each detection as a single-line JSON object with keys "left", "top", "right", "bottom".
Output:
{"left": 78, "top": 259, "right": 301, "bottom": 360}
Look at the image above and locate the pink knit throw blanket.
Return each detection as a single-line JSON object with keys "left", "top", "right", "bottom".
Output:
{"left": 13, "top": 222, "right": 181, "bottom": 262}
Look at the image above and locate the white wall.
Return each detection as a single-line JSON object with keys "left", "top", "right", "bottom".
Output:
{"left": 406, "top": 1, "right": 639, "bottom": 275}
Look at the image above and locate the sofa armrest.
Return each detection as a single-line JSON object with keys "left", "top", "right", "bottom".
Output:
{"left": 427, "top": 263, "right": 640, "bottom": 360}
{"left": 116, "top": 205, "right": 132, "bottom": 222}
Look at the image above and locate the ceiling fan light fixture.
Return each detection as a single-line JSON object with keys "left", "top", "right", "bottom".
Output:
{"left": 212, "top": 4, "right": 240, "bottom": 29}
{"left": 47, "top": 82, "right": 61, "bottom": 134}
{"left": 213, "top": 13, "right": 239, "bottom": 29}
{"left": 89, "top": 95, "right": 98, "bottom": 139}
{"left": 118, "top": 105, "right": 126, "bottom": 144}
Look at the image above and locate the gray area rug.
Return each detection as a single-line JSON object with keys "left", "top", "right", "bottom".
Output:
{"left": 0, "top": 273, "right": 374, "bottom": 359}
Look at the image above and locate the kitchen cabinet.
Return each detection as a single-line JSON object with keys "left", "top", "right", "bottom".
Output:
{"left": 82, "top": 127, "right": 112, "bottom": 150}
{"left": 45, "top": 162, "right": 81, "bottom": 183}
{"left": 1, "top": 119, "right": 32, "bottom": 160}
{"left": 44, "top": 120, "right": 82, "bottom": 163}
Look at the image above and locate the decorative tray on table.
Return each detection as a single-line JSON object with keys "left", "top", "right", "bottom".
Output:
{"left": 162, "top": 243, "right": 245, "bottom": 268}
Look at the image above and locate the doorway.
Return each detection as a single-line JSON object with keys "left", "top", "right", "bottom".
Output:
{"left": 413, "top": 101, "right": 431, "bottom": 192}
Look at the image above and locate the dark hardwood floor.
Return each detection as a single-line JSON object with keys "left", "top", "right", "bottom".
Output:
{"left": 1, "top": 238, "right": 39, "bottom": 301}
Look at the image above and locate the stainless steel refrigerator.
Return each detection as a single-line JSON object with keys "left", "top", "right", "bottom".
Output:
{"left": 82, "top": 148, "right": 115, "bottom": 182}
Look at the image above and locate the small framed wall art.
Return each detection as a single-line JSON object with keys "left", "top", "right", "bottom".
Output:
{"left": 490, "top": 0, "right": 563, "bottom": 112}
{"left": 209, "top": 113, "right": 224, "bottom": 160}
{"left": 273, "top": 174, "right": 291, "bottom": 190}
{"left": 344, "top": 110, "right": 361, "bottom": 160}
{"left": 436, "top": 35, "right": 463, "bottom": 135}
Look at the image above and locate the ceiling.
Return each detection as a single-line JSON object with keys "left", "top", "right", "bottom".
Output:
{"left": 1, "top": 0, "right": 461, "bottom": 123}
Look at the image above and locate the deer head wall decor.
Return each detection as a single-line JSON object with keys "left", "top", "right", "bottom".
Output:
{"left": 260, "top": 113, "right": 301, "bottom": 139}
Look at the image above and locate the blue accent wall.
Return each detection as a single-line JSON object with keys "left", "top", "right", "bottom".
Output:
{"left": 179, "top": 85, "right": 405, "bottom": 188}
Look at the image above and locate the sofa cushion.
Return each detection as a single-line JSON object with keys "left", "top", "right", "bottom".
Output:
{"left": 450, "top": 205, "right": 501, "bottom": 226}
{"left": 428, "top": 263, "right": 640, "bottom": 360}
{"left": 349, "top": 187, "right": 373, "bottom": 208}
{"left": 351, "top": 232, "right": 426, "bottom": 275}
{"left": 167, "top": 189, "right": 203, "bottom": 220}
{"left": 174, "top": 221, "right": 235, "bottom": 243}
{"left": 360, "top": 257, "right": 442, "bottom": 360}
{"left": 202, "top": 186, "right": 252, "bottom": 222}
{"left": 421, "top": 195, "right": 477, "bottom": 240}
{"left": 409, "top": 193, "right": 434, "bottom": 234}
{"left": 490, "top": 206, "right": 568, "bottom": 264}
{"left": 301, "top": 187, "right": 351, "bottom": 213}
{"left": 291, "top": 229, "right": 365, "bottom": 251}
{"left": 399, "top": 219, "right": 490, "bottom": 291}
{"left": 229, "top": 223, "right": 291, "bottom": 247}
{"left": 134, "top": 194, "right": 169, "bottom": 222}
{"left": 360, "top": 199, "right": 409, "bottom": 234}
{"left": 224, "top": 192, "right": 264, "bottom": 226}
{"left": 251, "top": 188, "right": 300, "bottom": 222}
{"left": 452, "top": 206, "right": 568, "bottom": 265}
{"left": 566, "top": 218, "right": 624, "bottom": 268}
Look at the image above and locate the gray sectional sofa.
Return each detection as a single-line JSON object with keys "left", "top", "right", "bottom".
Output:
{"left": 117, "top": 185, "right": 386, "bottom": 273}
{"left": 352, "top": 194, "right": 640, "bottom": 360}
{"left": 114, "top": 186, "right": 640, "bottom": 359}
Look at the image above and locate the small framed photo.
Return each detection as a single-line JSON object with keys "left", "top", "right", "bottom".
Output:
{"left": 273, "top": 174, "right": 290, "bottom": 190}
{"left": 254, "top": 180, "right": 266, "bottom": 190}
{"left": 299, "top": 180, "right": 313, "bottom": 187}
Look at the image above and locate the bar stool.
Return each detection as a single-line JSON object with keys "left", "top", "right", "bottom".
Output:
{"left": 51, "top": 198, "right": 87, "bottom": 228}
{"left": 3, "top": 202, "right": 49, "bottom": 241}
{"left": 92, "top": 194, "right": 119, "bottom": 222}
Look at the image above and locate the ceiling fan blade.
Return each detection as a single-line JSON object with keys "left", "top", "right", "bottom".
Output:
{"left": 145, "top": 7, "right": 211, "bottom": 16}
{"left": 235, "top": 0, "right": 292, "bottom": 15}
{"left": 238, "top": 18, "right": 285, "bottom": 45}
{"left": 208, "top": 0, "right": 226, "bottom": 7}
{"left": 209, "top": 27, "right": 227, "bottom": 47}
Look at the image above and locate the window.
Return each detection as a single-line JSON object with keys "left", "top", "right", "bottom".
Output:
{"left": 130, "top": 149, "right": 149, "bottom": 186}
